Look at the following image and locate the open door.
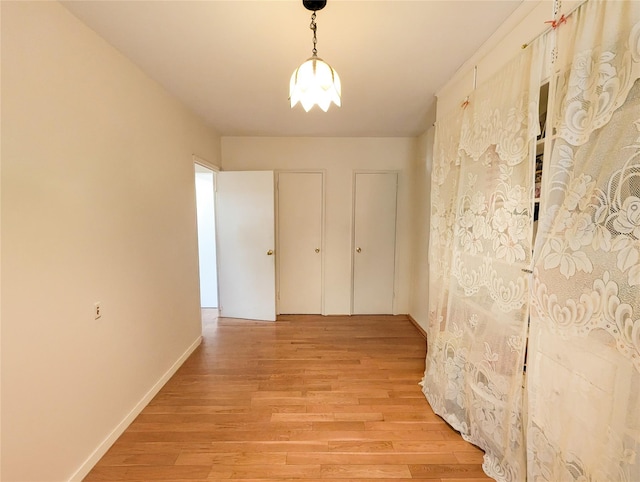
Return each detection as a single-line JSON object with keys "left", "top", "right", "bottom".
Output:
{"left": 216, "top": 171, "right": 276, "bottom": 321}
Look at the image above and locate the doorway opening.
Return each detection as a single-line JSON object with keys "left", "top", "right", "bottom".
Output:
{"left": 194, "top": 164, "right": 218, "bottom": 311}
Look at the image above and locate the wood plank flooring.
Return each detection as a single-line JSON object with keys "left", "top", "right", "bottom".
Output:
{"left": 84, "top": 312, "right": 490, "bottom": 481}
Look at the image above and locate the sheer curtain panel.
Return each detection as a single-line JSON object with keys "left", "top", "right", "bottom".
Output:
{"left": 422, "top": 42, "right": 543, "bottom": 482}
{"left": 528, "top": 1, "right": 640, "bottom": 480}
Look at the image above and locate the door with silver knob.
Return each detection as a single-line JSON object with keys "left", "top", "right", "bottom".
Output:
{"left": 352, "top": 172, "right": 398, "bottom": 314}
{"left": 277, "top": 171, "right": 324, "bottom": 314}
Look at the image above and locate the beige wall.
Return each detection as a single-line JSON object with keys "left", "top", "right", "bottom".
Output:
{"left": 1, "top": 2, "right": 220, "bottom": 480}
{"left": 436, "top": 0, "right": 556, "bottom": 119}
{"left": 408, "top": 128, "right": 434, "bottom": 332}
{"left": 221, "top": 137, "right": 416, "bottom": 315}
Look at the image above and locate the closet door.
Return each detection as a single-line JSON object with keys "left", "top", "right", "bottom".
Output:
{"left": 352, "top": 172, "right": 398, "bottom": 314}
{"left": 277, "top": 171, "right": 323, "bottom": 314}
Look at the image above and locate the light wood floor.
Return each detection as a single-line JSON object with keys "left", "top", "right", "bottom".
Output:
{"left": 84, "top": 312, "right": 490, "bottom": 481}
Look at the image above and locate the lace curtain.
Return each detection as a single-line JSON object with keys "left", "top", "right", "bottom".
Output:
{"left": 422, "top": 42, "right": 543, "bottom": 482}
{"left": 527, "top": 1, "right": 640, "bottom": 480}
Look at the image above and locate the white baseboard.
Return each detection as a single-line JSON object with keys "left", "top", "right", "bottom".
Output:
{"left": 407, "top": 314, "right": 427, "bottom": 339}
{"left": 69, "top": 335, "right": 202, "bottom": 481}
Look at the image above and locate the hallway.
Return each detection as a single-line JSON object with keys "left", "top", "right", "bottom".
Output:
{"left": 85, "top": 312, "right": 489, "bottom": 481}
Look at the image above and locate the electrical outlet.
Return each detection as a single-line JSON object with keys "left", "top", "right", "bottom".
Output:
{"left": 94, "top": 302, "right": 102, "bottom": 320}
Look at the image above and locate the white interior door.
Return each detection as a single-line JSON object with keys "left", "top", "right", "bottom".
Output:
{"left": 216, "top": 171, "right": 276, "bottom": 321}
{"left": 352, "top": 172, "right": 398, "bottom": 314}
{"left": 277, "top": 171, "right": 323, "bottom": 314}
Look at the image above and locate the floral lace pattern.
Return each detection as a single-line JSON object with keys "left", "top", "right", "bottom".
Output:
{"left": 528, "top": 421, "right": 639, "bottom": 482}
{"left": 423, "top": 42, "right": 542, "bottom": 482}
{"left": 460, "top": 97, "right": 539, "bottom": 166}
{"left": 535, "top": 115, "right": 640, "bottom": 369}
{"left": 529, "top": 2, "right": 640, "bottom": 482}
{"left": 554, "top": 12, "right": 640, "bottom": 147}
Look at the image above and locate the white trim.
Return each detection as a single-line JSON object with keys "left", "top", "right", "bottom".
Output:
{"left": 212, "top": 171, "right": 221, "bottom": 310}
{"left": 69, "top": 336, "right": 202, "bottom": 481}
{"left": 320, "top": 171, "right": 327, "bottom": 317}
{"left": 275, "top": 172, "right": 281, "bottom": 314}
{"left": 350, "top": 172, "right": 357, "bottom": 315}
{"left": 391, "top": 172, "right": 400, "bottom": 316}
{"left": 192, "top": 154, "right": 220, "bottom": 172}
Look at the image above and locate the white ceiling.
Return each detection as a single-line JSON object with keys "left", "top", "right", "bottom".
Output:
{"left": 62, "top": 0, "right": 523, "bottom": 137}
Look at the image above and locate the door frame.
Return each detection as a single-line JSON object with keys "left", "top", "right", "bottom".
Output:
{"left": 193, "top": 156, "right": 220, "bottom": 315}
{"left": 275, "top": 169, "right": 326, "bottom": 316}
{"left": 350, "top": 170, "right": 400, "bottom": 315}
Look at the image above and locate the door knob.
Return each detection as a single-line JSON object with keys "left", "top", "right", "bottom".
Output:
{"left": 267, "top": 250, "right": 274, "bottom": 256}
{"left": 356, "top": 247, "right": 362, "bottom": 253}
{"left": 315, "top": 248, "right": 320, "bottom": 253}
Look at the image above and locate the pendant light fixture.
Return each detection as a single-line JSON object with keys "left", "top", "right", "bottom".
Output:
{"left": 289, "top": 0, "right": 341, "bottom": 112}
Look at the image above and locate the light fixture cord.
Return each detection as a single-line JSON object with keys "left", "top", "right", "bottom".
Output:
{"left": 310, "top": 11, "right": 318, "bottom": 56}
